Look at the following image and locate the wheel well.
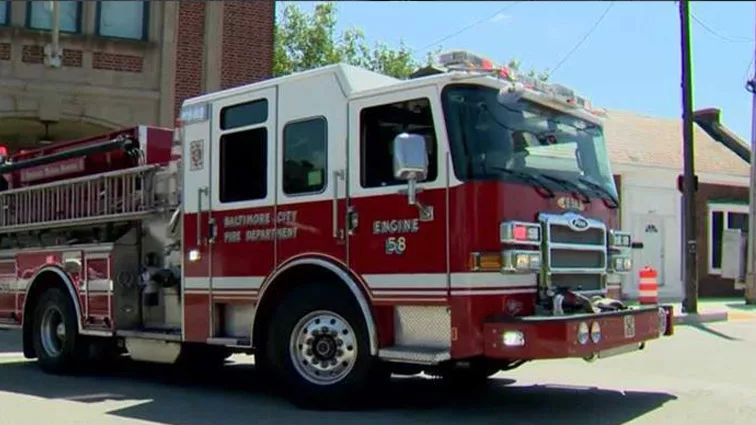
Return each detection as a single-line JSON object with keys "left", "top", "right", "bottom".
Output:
{"left": 22, "top": 270, "right": 78, "bottom": 359}
{"left": 252, "top": 264, "right": 373, "bottom": 353}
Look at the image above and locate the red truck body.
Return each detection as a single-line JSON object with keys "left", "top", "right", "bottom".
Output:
{"left": 0, "top": 52, "right": 673, "bottom": 410}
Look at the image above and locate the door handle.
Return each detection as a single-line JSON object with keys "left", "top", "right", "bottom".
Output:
{"left": 197, "top": 186, "right": 208, "bottom": 246}
{"left": 332, "top": 170, "right": 344, "bottom": 239}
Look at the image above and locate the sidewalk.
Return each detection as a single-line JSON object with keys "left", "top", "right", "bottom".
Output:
{"left": 626, "top": 298, "right": 756, "bottom": 325}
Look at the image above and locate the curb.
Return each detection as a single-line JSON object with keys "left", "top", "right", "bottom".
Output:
{"left": 673, "top": 312, "right": 728, "bottom": 325}
{"left": 728, "top": 311, "right": 756, "bottom": 321}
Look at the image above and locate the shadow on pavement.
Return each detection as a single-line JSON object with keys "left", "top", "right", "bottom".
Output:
{"left": 725, "top": 302, "right": 756, "bottom": 312}
{"left": 688, "top": 322, "right": 740, "bottom": 341}
{"left": 0, "top": 329, "right": 22, "bottom": 353}
{"left": 0, "top": 354, "right": 677, "bottom": 425}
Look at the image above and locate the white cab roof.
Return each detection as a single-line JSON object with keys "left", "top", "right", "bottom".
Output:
{"left": 182, "top": 63, "right": 402, "bottom": 107}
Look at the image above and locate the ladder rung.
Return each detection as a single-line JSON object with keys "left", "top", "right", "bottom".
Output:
{"left": 0, "top": 165, "right": 162, "bottom": 233}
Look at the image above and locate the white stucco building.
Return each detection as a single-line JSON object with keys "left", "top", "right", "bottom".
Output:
{"left": 604, "top": 110, "right": 750, "bottom": 300}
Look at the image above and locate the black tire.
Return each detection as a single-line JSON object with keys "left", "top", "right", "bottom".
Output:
{"left": 264, "top": 283, "right": 380, "bottom": 410}
{"left": 31, "top": 288, "right": 82, "bottom": 374}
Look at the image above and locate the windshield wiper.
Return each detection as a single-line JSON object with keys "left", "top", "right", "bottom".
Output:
{"left": 488, "top": 166, "right": 555, "bottom": 198}
{"left": 577, "top": 177, "right": 619, "bottom": 208}
{"left": 537, "top": 174, "right": 591, "bottom": 203}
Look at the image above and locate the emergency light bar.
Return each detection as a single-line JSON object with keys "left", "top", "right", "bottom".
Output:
{"left": 432, "top": 50, "right": 608, "bottom": 119}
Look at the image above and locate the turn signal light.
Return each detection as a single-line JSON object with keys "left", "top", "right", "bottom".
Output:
{"left": 470, "top": 252, "right": 503, "bottom": 271}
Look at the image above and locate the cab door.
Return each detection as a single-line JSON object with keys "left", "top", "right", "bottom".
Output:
{"left": 275, "top": 73, "right": 348, "bottom": 267}
{"left": 182, "top": 88, "right": 277, "bottom": 343}
{"left": 208, "top": 88, "right": 277, "bottom": 339}
{"left": 347, "top": 87, "right": 449, "bottom": 301}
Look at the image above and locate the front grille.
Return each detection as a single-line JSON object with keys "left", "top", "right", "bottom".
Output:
{"left": 549, "top": 226, "right": 605, "bottom": 245}
{"left": 549, "top": 249, "right": 604, "bottom": 269}
{"left": 539, "top": 212, "right": 608, "bottom": 293}
{"left": 550, "top": 274, "right": 604, "bottom": 292}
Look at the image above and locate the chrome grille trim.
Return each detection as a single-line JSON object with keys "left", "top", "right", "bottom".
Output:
{"left": 538, "top": 212, "right": 608, "bottom": 293}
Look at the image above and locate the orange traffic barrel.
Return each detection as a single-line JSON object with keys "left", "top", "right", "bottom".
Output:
{"left": 638, "top": 266, "right": 658, "bottom": 305}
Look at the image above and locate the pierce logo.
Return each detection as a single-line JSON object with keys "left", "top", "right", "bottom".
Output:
{"left": 568, "top": 216, "right": 590, "bottom": 232}
{"left": 556, "top": 196, "right": 585, "bottom": 211}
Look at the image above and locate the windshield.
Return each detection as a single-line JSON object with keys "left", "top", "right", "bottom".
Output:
{"left": 440, "top": 83, "right": 618, "bottom": 200}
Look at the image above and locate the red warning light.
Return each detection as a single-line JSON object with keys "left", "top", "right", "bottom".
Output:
{"left": 513, "top": 225, "right": 528, "bottom": 240}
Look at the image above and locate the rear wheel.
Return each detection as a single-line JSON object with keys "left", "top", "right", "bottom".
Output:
{"left": 265, "top": 283, "right": 381, "bottom": 410}
{"left": 32, "top": 288, "right": 82, "bottom": 374}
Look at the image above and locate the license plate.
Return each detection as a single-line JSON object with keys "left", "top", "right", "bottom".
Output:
{"left": 623, "top": 314, "right": 636, "bottom": 338}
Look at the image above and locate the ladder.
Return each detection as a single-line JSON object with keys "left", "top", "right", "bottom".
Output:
{"left": 0, "top": 165, "right": 162, "bottom": 234}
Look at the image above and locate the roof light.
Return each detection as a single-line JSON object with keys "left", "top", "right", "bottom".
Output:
{"left": 180, "top": 102, "right": 209, "bottom": 124}
{"left": 432, "top": 49, "right": 606, "bottom": 120}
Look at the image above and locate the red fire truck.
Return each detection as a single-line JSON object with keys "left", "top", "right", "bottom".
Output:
{"left": 0, "top": 50, "right": 673, "bottom": 409}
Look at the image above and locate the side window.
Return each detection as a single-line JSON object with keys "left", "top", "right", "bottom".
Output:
{"left": 283, "top": 117, "right": 327, "bottom": 195}
{"left": 220, "top": 99, "right": 268, "bottom": 130}
{"left": 360, "top": 97, "right": 438, "bottom": 188}
{"left": 219, "top": 99, "right": 269, "bottom": 203}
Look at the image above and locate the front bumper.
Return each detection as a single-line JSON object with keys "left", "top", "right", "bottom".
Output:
{"left": 483, "top": 305, "right": 674, "bottom": 360}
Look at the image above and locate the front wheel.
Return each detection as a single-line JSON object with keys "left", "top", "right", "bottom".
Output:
{"left": 265, "top": 283, "right": 382, "bottom": 410}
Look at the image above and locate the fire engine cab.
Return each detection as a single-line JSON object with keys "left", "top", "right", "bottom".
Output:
{"left": 0, "top": 50, "right": 673, "bottom": 409}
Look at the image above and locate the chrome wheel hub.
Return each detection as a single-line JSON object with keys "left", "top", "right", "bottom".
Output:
{"left": 40, "top": 307, "right": 65, "bottom": 357}
{"left": 289, "top": 310, "right": 357, "bottom": 385}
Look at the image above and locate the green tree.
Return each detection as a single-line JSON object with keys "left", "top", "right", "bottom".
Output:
{"left": 272, "top": 2, "right": 548, "bottom": 82}
{"left": 273, "top": 2, "right": 424, "bottom": 79}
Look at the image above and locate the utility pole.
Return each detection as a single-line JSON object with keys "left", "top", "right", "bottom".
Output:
{"left": 43, "top": 0, "right": 62, "bottom": 68}
{"left": 744, "top": 2, "right": 756, "bottom": 305}
{"left": 680, "top": 0, "right": 698, "bottom": 314}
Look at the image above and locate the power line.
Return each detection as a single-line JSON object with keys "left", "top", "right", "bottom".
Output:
{"left": 411, "top": 1, "right": 522, "bottom": 54}
{"left": 547, "top": 1, "right": 615, "bottom": 78}
{"left": 745, "top": 56, "right": 754, "bottom": 84}
{"left": 689, "top": 9, "right": 753, "bottom": 44}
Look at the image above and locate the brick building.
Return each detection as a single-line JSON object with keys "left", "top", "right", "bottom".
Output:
{"left": 0, "top": 0, "right": 274, "bottom": 151}
{"left": 605, "top": 110, "right": 750, "bottom": 300}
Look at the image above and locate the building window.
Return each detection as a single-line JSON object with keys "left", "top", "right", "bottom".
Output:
{"left": 96, "top": 1, "right": 149, "bottom": 40}
{"left": 0, "top": 1, "right": 9, "bottom": 26}
{"left": 359, "top": 98, "right": 438, "bottom": 188}
{"left": 27, "top": 1, "right": 81, "bottom": 33}
{"left": 283, "top": 117, "right": 328, "bottom": 195}
{"left": 708, "top": 202, "right": 749, "bottom": 274}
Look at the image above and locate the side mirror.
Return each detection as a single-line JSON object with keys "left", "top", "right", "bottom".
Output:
{"left": 392, "top": 133, "right": 428, "bottom": 205}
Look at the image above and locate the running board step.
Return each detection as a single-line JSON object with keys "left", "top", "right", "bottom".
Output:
{"left": 206, "top": 337, "right": 251, "bottom": 348}
{"left": 116, "top": 329, "right": 182, "bottom": 342}
{"left": 378, "top": 346, "right": 451, "bottom": 365}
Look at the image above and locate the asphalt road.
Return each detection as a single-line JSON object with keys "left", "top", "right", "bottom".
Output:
{"left": 1, "top": 321, "right": 755, "bottom": 425}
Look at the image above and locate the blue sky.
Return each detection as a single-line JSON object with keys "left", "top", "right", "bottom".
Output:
{"left": 285, "top": 1, "right": 755, "bottom": 141}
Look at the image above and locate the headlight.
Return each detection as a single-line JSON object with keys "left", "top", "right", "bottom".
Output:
{"left": 502, "top": 250, "right": 541, "bottom": 272}
{"left": 610, "top": 256, "right": 632, "bottom": 272}
{"left": 590, "top": 321, "right": 601, "bottom": 343}
{"left": 577, "top": 322, "right": 590, "bottom": 345}
{"left": 502, "top": 331, "right": 525, "bottom": 347}
{"left": 501, "top": 221, "right": 541, "bottom": 245}
{"left": 609, "top": 230, "right": 632, "bottom": 249}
